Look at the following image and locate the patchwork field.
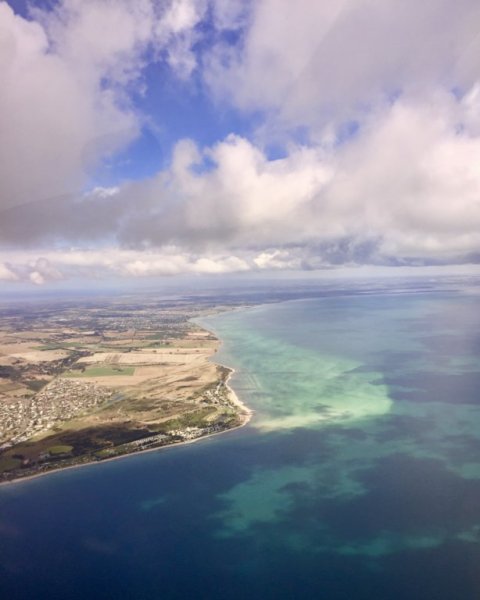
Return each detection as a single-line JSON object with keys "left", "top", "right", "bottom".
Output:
{"left": 0, "top": 296, "right": 249, "bottom": 482}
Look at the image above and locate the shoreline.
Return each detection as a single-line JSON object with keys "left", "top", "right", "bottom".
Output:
{"left": 0, "top": 329, "right": 253, "bottom": 489}
{"left": 220, "top": 364, "right": 253, "bottom": 423}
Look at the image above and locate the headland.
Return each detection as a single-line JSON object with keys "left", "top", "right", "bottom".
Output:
{"left": 0, "top": 295, "right": 251, "bottom": 484}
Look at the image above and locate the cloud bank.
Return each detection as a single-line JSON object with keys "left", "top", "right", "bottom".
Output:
{"left": 2, "top": 0, "right": 480, "bottom": 283}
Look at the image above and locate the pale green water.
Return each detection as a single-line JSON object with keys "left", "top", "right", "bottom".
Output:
{"left": 198, "top": 291, "right": 480, "bottom": 558}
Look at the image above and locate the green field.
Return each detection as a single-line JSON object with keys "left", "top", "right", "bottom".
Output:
{"left": 0, "top": 456, "right": 22, "bottom": 473}
{"left": 94, "top": 448, "right": 116, "bottom": 459}
{"left": 47, "top": 445, "right": 73, "bottom": 456}
{"left": 35, "top": 342, "right": 84, "bottom": 350}
{"left": 64, "top": 366, "right": 135, "bottom": 377}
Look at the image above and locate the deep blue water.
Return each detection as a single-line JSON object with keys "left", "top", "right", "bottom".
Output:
{"left": 2, "top": 290, "right": 480, "bottom": 599}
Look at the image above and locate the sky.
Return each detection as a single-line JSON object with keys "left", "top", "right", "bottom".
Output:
{"left": 2, "top": 0, "right": 480, "bottom": 287}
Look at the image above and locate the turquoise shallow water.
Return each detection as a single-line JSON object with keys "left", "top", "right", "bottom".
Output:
{"left": 2, "top": 289, "right": 480, "bottom": 599}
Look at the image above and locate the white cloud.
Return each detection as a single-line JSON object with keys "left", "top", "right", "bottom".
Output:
{"left": 2, "top": 0, "right": 480, "bottom": 283}
{"left": 210, "top": 0, "right": 250, "bottom": 31}
{"left": 322, "top": 92, "right": 480, "bottom": 260}
{"left": 2, "top": 244, "right": 480, "bottom": 286}
{"left": 0, "top": 248, "right": 252, "bottom": 283}
{"left": 0, "top": 262, "right": 19, "bottom": 281}
{"left": 3, "top": 87, "right": 480, "bottom": 271}
{"left": 0, "top": 1, "right": 141, "bottom": 212}
{"left": 0, "top": 0, "right": 206, "bottom": 215}
{"left": 160, "top": 0, "right": 202, "bottom": 33}
{"left": 205, "top": 0, "right": 480, "bottom": 132}
{"left": 155, "top": 0, "right": 207, "bottom": 78}
{"left": 29, "top": 271, "right": 46, "bottom": 285}
{"left": 37, "top": 0, "right": 155, "bottom": 84}
{"left": 0, "top": 256, "right": 63, "bottom": 284}
{"left": 253, "top": 250, "right": 299, "bottom": 270}
{"left": 109, "top": 92, "right": 480, "bottom": 264}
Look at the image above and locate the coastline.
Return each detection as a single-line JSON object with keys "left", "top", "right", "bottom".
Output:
{"left": 220, "top": 364, "right": 253, "bottom": 424}
{"left": 192, "top": 312, "right": 254, "bottom": 424}
{"left": 0, "top": 328, "right": 253, "bottom": 488}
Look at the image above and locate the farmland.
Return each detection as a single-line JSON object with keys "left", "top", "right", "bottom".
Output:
{"left": 0, "top": 294, "right": 251, "bottom": 482}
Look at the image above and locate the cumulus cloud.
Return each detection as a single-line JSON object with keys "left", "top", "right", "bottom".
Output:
{"left": 0, "top": 1, "right": 138, "bottom": 211}
{"left": 4, "top": 88, "right": 480, "bottom": 270}
{"left": 205, "top": 0, "right": 480, "bottom": 132}
{"left": 0, "top": 248, "right": 252, "bottom": 282}
{"left": 3, "top": 244, "right": 480, "bottom": 286}
{"left": 0, "top": 263, "right": 19, "bottom": 282}
{"left": 154, "top": 0, "right": 207, "bottom": 77}
{"left": 0, "top": 0, "right": 205, "bottom": 213}
{"left": 0, "top": 256, "right": 64, "bottom": 284}
{"left": 322, "top": 93, "right": 480, "bottom": 261}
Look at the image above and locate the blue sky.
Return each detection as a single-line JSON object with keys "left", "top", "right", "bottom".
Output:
{"left": 1, "top": 0, "right": 480, "bottom": 286}
{"left": 95, "top": 61, "right": 262, "bottom": 186}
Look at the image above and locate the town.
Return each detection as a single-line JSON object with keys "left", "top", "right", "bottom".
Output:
{"left": 0, "top": 379, "right": 113, "bottom": 449}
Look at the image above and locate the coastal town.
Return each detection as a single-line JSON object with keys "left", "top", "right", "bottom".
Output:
{"left": 0, "top": 294, "right": 251, "bottom": 482}
{"left": 0, "top": 379, "right": 113, "bottom": 449}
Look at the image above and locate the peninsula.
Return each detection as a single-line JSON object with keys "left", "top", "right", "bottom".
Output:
{"left": 0, "top": 294, "right": 251, "bottom": 483}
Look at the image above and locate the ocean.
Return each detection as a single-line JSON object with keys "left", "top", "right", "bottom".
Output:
{"left": 1, "top": 288, "right": 480, "bottom": 599}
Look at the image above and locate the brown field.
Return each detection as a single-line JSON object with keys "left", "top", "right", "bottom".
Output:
{"left": 78, "top": 348, "right": 211, "bottom": 365}
{"left": 10, "top": 350, "right": 70, "bottom": 362}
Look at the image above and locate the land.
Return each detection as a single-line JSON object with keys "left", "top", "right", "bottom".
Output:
{"left": 0, "top": 294, "right": 251, "bottom": 483}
